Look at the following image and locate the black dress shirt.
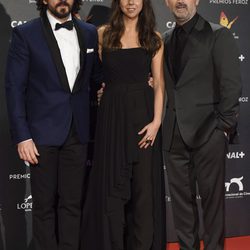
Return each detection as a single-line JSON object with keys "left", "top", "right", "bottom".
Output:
{"left": 172, "top": 13, "right": 199, "bottom": 81}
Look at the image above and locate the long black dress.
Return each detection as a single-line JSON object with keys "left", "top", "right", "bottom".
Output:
{"left": 81, "top": 48, "right": 166, "bottom": 250}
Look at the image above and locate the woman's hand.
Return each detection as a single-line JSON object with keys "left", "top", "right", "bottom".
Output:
{"left": 138, "top": 120, "right": 161, "bottom": 149}
{"left": 97, "top": 83, "right": 105, "bottom": 105}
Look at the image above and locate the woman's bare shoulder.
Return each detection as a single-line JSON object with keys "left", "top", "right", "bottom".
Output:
{"left": 154, "top": 31, "right": 163, "bottom": 39}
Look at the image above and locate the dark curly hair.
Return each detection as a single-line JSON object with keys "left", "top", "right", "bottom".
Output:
{"left": 36, "top": 0, "right": 82, "bottom": 16}
{"left": 103, "top": 0, "right": 161, "bottom": 56}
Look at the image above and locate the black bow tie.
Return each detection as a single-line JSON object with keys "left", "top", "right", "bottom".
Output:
{"left": 55, "top": 20, "right": 74, "bottom": 31}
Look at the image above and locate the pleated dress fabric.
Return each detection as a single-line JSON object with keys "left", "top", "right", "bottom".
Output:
{"left": 81, "top": 48, "right": 166, "bottom": 250}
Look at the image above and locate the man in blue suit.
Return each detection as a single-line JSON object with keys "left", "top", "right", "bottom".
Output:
{"left": 5, "top": 0, "right": 102, "bottom": 249}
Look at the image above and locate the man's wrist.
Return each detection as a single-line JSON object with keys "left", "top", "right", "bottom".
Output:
{"left": 18, "top": 138, "right": 32, "bottom": 145}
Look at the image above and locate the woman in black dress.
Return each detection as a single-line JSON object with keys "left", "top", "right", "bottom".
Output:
{"left": 81, "top": 0, "right": 166, "bottom": 249}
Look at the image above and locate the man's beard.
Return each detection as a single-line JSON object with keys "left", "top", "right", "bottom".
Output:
{"left": 48, "top": 1, "right": 73, "bottom": 19}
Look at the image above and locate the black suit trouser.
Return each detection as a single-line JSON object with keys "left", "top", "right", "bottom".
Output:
{"left": 165, "top": 122, "right": 227, "bottom": 250}
{"left": 30, "top": 127, "right": 87, "bottom": 250}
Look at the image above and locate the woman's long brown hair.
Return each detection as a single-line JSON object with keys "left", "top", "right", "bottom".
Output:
{"left": 103, "top": 0, "right": 162, "bottom": 56}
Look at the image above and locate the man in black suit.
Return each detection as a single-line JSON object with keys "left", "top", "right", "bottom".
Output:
{"left": 162, "top": 0, "right": 242, "bottom": 249}
{"left": 5, "top": 0, "right": 102, "bottom": 249}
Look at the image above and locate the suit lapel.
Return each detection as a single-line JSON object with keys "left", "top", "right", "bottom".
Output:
{"left": 72, "top": 17, "right": 87, "bottom": 93}
{"left": 177, "top": 16, "right": 207, "bottom": 87}
{"left": 41, "top": 14, "right": 71, "bottom": 93}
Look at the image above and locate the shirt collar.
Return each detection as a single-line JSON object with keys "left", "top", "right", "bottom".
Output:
{"left": 176, "top": 12, "right": 199, "bottom": 34}
{"left": 46, "top": 10, "right": 72, "bottom": 31}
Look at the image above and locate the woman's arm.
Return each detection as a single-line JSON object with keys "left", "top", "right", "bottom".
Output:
{"left": 151, "top": 33, "right": 165, "bottom": 128}
{"left": 96, "top": 26, "right": 107, "bottom": 104}
{"left": 138, "top": 33, "right": 165, "bottom": 148}
{"left": 97, "top": 25, "right": 106, "bottom": 61}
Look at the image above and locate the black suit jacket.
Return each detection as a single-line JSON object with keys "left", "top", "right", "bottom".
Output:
{"left": 162, "top": 15, "right": 242, "bottom": 150}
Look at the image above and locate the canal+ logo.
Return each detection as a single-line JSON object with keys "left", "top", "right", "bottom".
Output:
{"left": 227, "top": 151, "right": 245, "bottom": 159}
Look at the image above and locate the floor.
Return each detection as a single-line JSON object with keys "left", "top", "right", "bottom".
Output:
{"left": 167, "top": 236, "right": 250, "bottom": 250}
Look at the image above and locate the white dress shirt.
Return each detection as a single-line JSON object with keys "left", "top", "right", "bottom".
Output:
{"left": 47, "top": 10, "right": 80, "bottom": 92}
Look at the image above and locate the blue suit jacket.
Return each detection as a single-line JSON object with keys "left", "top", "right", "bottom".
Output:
{"left": 5, "top": 14, "right": 103, "bottom": 145}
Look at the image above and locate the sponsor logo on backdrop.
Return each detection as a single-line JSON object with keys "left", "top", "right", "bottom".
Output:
{"left": 232, "top": 32, "right": 240, "bottom": 39}
{"left": 166, "top": 21, "right": 176, "bottom": 29}
{"left": 162, "top": 21, "right": 176, "bottom": 36}
{"left": 227, "top": 151, "right": 245, "bottom": 159}
{"left": 17, "top": 195, "right": 32, "bottom": 212}
{"left": 225, "top": 176, "right": 243, "bottom": 191}
{"left": 11, "top": 21, "right": 27, "bottom": 28}
{"left": 219, "top": 11, "right": 240, "bottom": 39}
{"left": 239, "top": 54, "right": 246, "bottom": 62}
{"left": 239, "top": 97, "right": 249, "bottom": 103}
{"left": 225, "top": 176, "right": 250, "bottom": 199}
{"left": 220, "top": 11, "right": 238, "bottom": 29}
{"left": 210, "top": 0, "right": 248, "bottom": 5}
{"left": 9, "top": 173, "right": 30, "bottom": 180}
